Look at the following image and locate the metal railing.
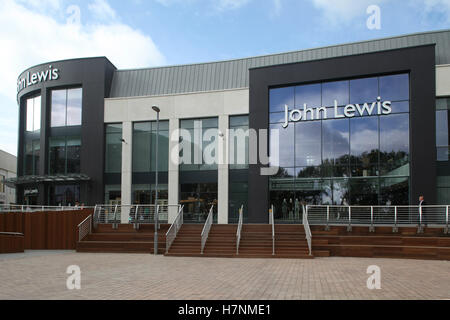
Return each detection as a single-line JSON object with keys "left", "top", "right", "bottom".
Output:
{"left": 307, "top": 205, "right": 450, "bottom": 234}
{"left": 302, "top": 205, "right": 313, "bottom": 256}
{"left": 78, "top": 215, "right": 92, "bottom": 242}
{"left": 92, "top": 204, "right": 174, "bottom": 226}
{"left": 165, "top": 205, "right": 184, "bottom": 254}
{"left": 236, "top": 205, "right": 244, "bottom": 255}
{"left": 0, "top": 205, "right": 92, "bottom": 213}
{"left": 269, "top": 205, "right": 275, "bottom": 255}
{"left": 201, "top": 205, "right": 214, "bottom": 254}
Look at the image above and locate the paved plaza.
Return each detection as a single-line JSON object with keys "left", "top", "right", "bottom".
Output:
{"left": 0, "top": 251, "right": 449, "bottom": 300}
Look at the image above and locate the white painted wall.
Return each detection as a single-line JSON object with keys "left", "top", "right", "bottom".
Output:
{"left": 105, "top": 88, "right": 249, "bottom": 224}
{"left": 437, "top": 64, "right": 450, "bottom": 97}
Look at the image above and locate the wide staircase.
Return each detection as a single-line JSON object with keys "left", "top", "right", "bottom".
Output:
{"left": 311, "top": 226, "right": 450, "bottom": 260}
{"left": 77, "top": 224, "right": 170, "bottom": 254}
{"left": 165, "top": 224, "right": 315, "bottom": 259}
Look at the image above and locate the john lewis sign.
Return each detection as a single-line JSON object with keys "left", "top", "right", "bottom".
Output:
{"left": 282, "top": 97, "right": 392, "bottom": 128}
{"left": 17, "top": 65, "right": 60, "bottom": 93}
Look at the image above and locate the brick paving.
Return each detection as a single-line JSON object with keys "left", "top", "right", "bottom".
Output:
{"left": 0, "top": 251, "right": 449, "bottom": 300}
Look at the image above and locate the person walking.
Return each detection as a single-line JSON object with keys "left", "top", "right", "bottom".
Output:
{"left": 418, "top": 195, "right": 427, "bottom": 227}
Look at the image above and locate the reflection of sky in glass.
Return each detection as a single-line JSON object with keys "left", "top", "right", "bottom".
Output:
{"left": 379, "top": 74, "right": 409, "bottom": 101}
{"left": 322, "top": 119, "right": 349, "bottom": 163}
{"left": 350, "top": 77, "right": 378, "bottom": 105}
{"left": 67, "top": 88, "right": 82, "bottom": 126}
{"left": 350, "top": 117, "right": 379, "bottom": 156}
{"left": 380, "top": 114, "right": 409, "bottom": 153}
{"left": 26, "top": 98, "right": 34, "bottom": 132}
{"left": 390, "top": 101, "right": 409, "bottom": 113}
{"left": 295, "top": 83, "right": 321, "bottom": 107}
{"left": 270, "top": 123, "right": 294, "bottom": 167}
{"left": 270, "top": 87, "right": 294, "bottom": 112}
{"left": 295, "top": 121, "right": 321, "bottom": 166}
{"left": 33, "top": 96, "right": 41, "bottom": 131}
{"left": 436, "top": 110, "right": 449, "bottom": 147}
{"left": 51, "top": 90, "right": 67, "bottom": 127}
{"left": 322, "top": 80, "right": 349, "bottom": 107}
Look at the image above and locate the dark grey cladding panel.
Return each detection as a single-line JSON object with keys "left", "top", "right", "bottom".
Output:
{"left": 109, "top": 29, "right": 450, "bottom": 98}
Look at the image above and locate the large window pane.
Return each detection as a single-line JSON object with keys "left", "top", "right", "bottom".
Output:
{"left": 105, "top": 124, "right": 122, "bottom": 173}
{"left": 33, "top": 96, "right": 41, "bottom": 131}
{"left": 350, "top": 117, "right": 379, "bottom": 177}
{"left": 26, "top": 98, "right": 34, "bottom": 132}
{"left": 33, "top": 140, "right": 40, "bottom": 175}
{"left": 67, "top": 88, "right": 82, "bottom": 126}
{"left": 436, "top": 110, "right": 449, "bottom": 147}
{"left": 295, "top": 121, "right": 321, "bottom": 167}
{"left": 270, "top": 87, "right": 294, "bottom": 113}
{"left": 66, "top": 137, "right": 81, "bottom": 174}
{"left": 49, "top": 137, "right": 66, "bottom": 174}
{"left": 322, "top": 80, "right": 349, "bottom": 107}
{"left": 271, "top": 123, "right": 294, "bottom": 168}
{"left": 24, "top": 141, "right": 33, "bottom": 175}
{"left": 380, "top": 177, "right": 409, "bottom": 205}
{"left": 322, "top": 119, "right": 349, "bottom": 165}
{"left": 51, "top": 90, "right": 67, "bottom": 127}
{"left": 180, "top": 118, "right": 217, "bottom": 171}
{"left": 295, "top": 83, "right": 321, "bottom": 108}
{"left": 379, "top": 74, "right": 409, "bottom": 101}
{"left": 133, "top": 123, "right": 151, "bottom": 172}
{"left": 350, "top": 77, "right": 378, "bottom": 105}
{"left": 25, "top": 96, "right": 41, "bottom": 132}
{"left": 133, "top": 121, "right": 169, "bottom": 173}
{"left": 349, "top": 178, "right": 379, "bottom": 205}
{"left": 380, "top": 114, "right": 409, "bottom": 176}
{"left": 151, "top": 130, "right": 169, "bottom": 172}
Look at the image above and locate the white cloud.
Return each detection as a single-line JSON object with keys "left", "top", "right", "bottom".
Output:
{"left": 419, "top": 0, "right": 450, "bottom": 21}
{"left": 0, "top": 0, "right": 166, "bottom": 155}
{"left": 88, "top": 0, "right": 117, "bottom": 21}
{"left": 154, "top": 0, "right": 251, "bottom": 11}
{"left": 311, "top": 0, "right": 387, "bottom": 25}
{"left": 216, "top": 0, "right": 251, "bottom": 10}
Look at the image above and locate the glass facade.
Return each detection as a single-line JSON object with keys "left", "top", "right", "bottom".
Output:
{"left": 51, "top": 88, "right": 82, "bottom": 127}
{"left": 436, "top": 97, "right": 450, "bottom": 204}
{"left": 24, "top": 139, "right": 40, "bottom": 176}
{"left": 133, "top": 121, "right": 169, "bottom": 173}
{"left": 105, "top": 184, "right": 121, "bottom": 205}
{"left": 180, "top": 118, "right": 218, "bottom": 223}
{"left": 26, "top": 95, "right": 41, "bottom": 132}
{"left": 105, "top": 124, "right": 123, "bottom": 173}
{"left": 269, "top": 74, "right": 410, "bottom": 221}
{"left": 229, "top": 115, "right": 249, "bottom": 223}
{"left": 49, "top": 136, "right": 81, "bottom": 175}
{"left": 48, "top": 185, "right": 80, "bottom": 206}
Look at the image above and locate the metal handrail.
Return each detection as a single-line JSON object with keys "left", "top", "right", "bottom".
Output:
{"left": 270, "top": 205, "right": 275, "bottom": 255}
{"left": 0, "top": 205, "right": 94, "bottom": 213}
{"left": 200, "top": 205, "right": 214, "bottom": 254}
{"left": 165, "top": 205, "right": 184, "bottom": 254}
{"left": 77, "top": 215, "right": 92, "bottom": 242}
{"left": 302, "top": 205, "right": 313, "bottom": 256}
{"left": 236, "top": 205, "right": 244, "bottom": 255}
{"left": 306, "top": 205, "right": 450, "bottom": 234}
{"left": 92, "top": 204, "right": 175, "bottom": 226}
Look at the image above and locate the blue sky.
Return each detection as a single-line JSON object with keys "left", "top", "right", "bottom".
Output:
{"left": 1, "top": 0, "right": 450, "bottom": 156}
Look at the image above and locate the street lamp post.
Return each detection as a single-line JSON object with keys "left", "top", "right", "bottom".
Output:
{"left": 152, "top": 105, "right": 160, "bottom": 255}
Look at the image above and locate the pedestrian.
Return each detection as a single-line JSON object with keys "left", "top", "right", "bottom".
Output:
{"left": 418, "top": 195, "right": 427, "bottom": 227}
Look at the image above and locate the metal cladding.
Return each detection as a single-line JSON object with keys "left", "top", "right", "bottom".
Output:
{"left": 109, "top": 29, "right": 450, "bottom": 98}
